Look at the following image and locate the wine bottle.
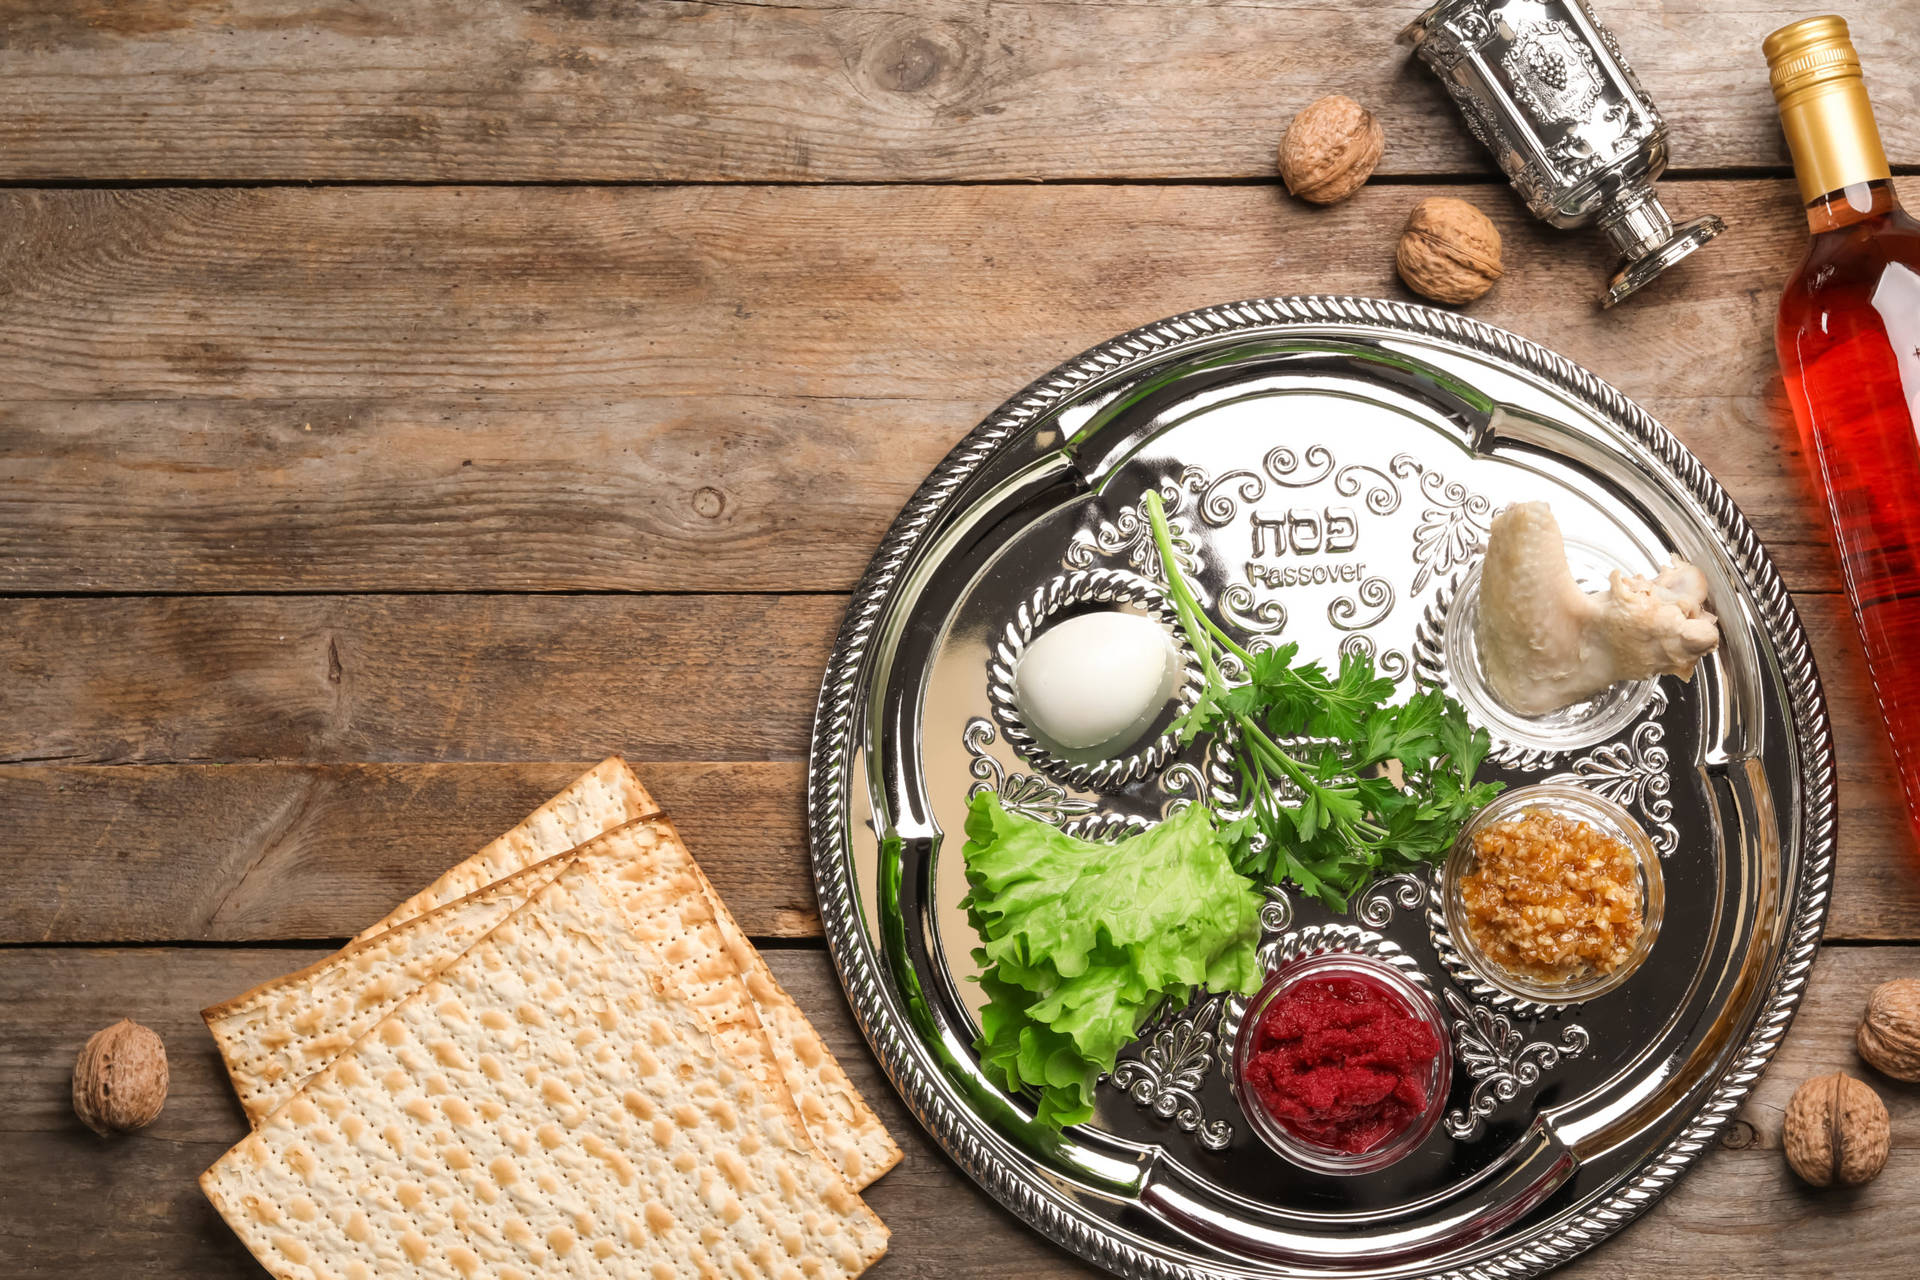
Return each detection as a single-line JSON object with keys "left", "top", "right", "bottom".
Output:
{"left": 1766, "top": 16, "right": 1920, "bottom": 848}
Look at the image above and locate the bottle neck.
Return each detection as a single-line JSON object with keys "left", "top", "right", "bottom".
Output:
{"left": 1777, "top": 73, "right": 1891, "bottom": 208}
{"left": 1806, "top": 177, "right": 1901, "bottom": 235}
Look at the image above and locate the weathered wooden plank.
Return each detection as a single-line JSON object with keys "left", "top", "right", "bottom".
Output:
{"left": 0, "top": 588, "right": 1913, "bottom": 943}
{"left": 0, "top": 761, "right": 815, "bottom": 944}
{"left": 0, "top": 396, "right": 972, "bottom": 594}
{"left": 0, "top": 745, "right": 1908, "bottom": 945}
{"left": 0, "top": 180, "right": 1883, "bottom": 595}
{"left": 0, "top": 391, "right": 1844, "bottom": 596}
{"left": 0, "top": 946, "right": 1098, "bottom": 1278}
{"left": 0, "top": 590, "right": 1876, "bottom": 768}
{"left": 0, "top": 181, "right": 1809, "bottom": 403}
{"left": 0, "top": 1, "right": 1914, "bottom": 182}
{"left": 3, "top": 944, "right": 1917, "bottom": 1278}
{"left": 1554, "top": 944, "right": 1920, "bottom": 1279}
{"left": 0, "top": 593, "right": 840, "bottom": 765}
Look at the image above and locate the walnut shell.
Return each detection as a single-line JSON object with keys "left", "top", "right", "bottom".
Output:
{"left": 1277, "top": 95, "right": 1384, "bottom": 205}
{"left": 1396, "top": 196, "right": 1504, "bottom": 305}
{"left": 1859, "top": 978, "right": 1920, "bottom": 1081}
{"left": 1782, "top": 1070, "right": 1888, "bottom": 1187}
{"left": 72, "top": 1018, "right": 168, "bottom": 1136}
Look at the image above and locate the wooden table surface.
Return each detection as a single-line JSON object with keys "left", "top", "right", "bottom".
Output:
{"left": 5, "top": 3, "right": 1920, "bottom": 1277}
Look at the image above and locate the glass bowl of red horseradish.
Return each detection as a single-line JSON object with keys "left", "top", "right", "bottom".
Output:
{"left": 1230, "top": 952, "right": 1452, "bottom": 1174}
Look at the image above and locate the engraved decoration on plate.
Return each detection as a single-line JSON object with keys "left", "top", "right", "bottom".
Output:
{"left": 1110, "top": 996, "right": 1234, "bottom": 1150}
{"left": 1443, "top": 989, "right": 1591, "bottom": 1140}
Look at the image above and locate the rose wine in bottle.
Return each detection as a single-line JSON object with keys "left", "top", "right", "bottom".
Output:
{"left": 1766, "top": 16, "right": 1920, "bottom": 848}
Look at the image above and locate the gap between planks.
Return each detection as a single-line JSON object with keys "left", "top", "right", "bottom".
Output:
{"left": 0, "top": 0, "right": 1912, "bottom": 185}
{"left": 9, "top": 168, "right": 1914, "bottom": 191}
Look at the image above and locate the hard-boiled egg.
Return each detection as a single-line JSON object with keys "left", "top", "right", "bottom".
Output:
{"left": 1012, "top": 610, "right": 1181, "bottom": 755}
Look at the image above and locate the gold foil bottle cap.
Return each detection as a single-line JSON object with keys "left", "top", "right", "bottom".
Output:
{"left": 1764, "top": 16, "right": 1861, "bottom": 101}
{"left": 1762, "top": 14, "right": 1889, "bottom": 204}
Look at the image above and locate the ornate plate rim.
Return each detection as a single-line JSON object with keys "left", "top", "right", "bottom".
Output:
{"left": 806, "top": 295, "right": 1836, "bottom": 1280}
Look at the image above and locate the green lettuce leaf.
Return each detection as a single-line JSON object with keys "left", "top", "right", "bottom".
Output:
{"left": 959, "top": 792, "right": 1265, "bottom": 1130}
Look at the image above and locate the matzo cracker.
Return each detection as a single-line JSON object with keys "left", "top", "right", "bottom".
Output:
{"left": 352, "top": 756, "right": 654, "bottom": 943}
{"left": 202, "top": 850, "right": 888, "bottom": 1280}
{"left": 206, "top": 850, "right": 586, "bottom": 1124}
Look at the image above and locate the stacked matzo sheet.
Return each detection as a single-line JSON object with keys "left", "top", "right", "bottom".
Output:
{"left": 202, "top": 761, "right": 898, "bottom": 1277}
{"left": 206, "top": 759, "right": 898, "bottom": 1190}
{"left": 204, "top": 833, "right": 889, "bottom": 1279}
{"left": 351, "top": 756, "right": 655, "bottom": 942}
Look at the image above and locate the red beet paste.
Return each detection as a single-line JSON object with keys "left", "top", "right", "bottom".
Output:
{"left": 1244, "top": 975, "right": 1441, "bottom": 1154}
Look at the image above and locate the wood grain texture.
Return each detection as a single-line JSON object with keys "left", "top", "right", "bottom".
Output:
{"left": 0, "top": 396, "right": 972, "bottom": 594}
{"left": 0, "top": 179, "right": 1891, "bottom": 595}
{"left": 4, "top": 181, "right": 1770, "bottom": 402}
{"left": 0, "top": 591, "right": 1873, "bottom": 766}
{"left": 0, "top": 593, "right": 839, "bottom": 764}
{"left": 4, "top": 2, "right": 1915, "bottom": 1274}
{"left": 0, "top": 391, "right": 1835, "bottom": 595}
{"left": 0, "top": 761, "right": 814, "bottom": 944}
{"left": 0, "top": 1, "right": 1914, "bottom": 183}
{"left": 0, "top": 589, "right": 1913, "bottom": 944}
{"left": 4, "top": 944, "right": 1919, "bottom": 1279}
{"left": 0, "top": 946, "right": 1095, "bottom": 1278}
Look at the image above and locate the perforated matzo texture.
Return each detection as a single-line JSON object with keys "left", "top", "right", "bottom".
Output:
{"left": 207, "top": 816, "right": 849, "bottom": 1188}
{"left": 201, "top": 856, "right": 889, "bottom": 1280}
{"left": 205, "top": 849, "right": 589, "bottom": 1125}
{"left": 670, "top": 824, "right": 901, "bottom": 1188}
{"left": 604, "top": 821, "right": 793, "bottom": 1119}
{"left": 352, "top": 757, "right": 655, "bottom": 944}
{"left": 333, "top": 751, "right": 894, "bottom": 1189}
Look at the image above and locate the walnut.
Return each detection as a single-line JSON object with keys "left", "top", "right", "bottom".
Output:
{"left": 1782, "top": 1071, "right": 1889, "bottom": 1187}
{"left": 1396, "top": 197, "right": 1504, "bottom": 305}
{"left": 72, "top": 1018, "right": 168, "bottom": 1136}
{"left": 1859, "top": 977, "right": 1920, "bottom": 1081}
{"left": 1277, "top": 95, "right": 1383, "bottom": 205}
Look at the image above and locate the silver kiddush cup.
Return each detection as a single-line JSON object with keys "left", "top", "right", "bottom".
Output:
{"left": 1402, "top": 0, "right": 1725, "bottom": 306}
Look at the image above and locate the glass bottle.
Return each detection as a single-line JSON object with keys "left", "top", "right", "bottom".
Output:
{"left": 1766, "top": 16, "right": 1920, "bottom": 849}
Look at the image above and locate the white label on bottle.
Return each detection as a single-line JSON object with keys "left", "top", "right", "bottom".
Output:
{"left": 1871, "top": 263, "right": 1920, "bottom": 437}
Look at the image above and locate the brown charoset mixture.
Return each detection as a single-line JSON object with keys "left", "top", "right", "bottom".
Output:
{"left": 1460, "top": 810, "right": 1643, "bottom": 982}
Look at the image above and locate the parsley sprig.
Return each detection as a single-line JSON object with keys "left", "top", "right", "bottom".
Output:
{"left": 1144, "top": 491, "right": 1502, "bottom": 910}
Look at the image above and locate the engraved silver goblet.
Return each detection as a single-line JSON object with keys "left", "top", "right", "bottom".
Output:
{"left": 1402, "top": 0, "right": 1725, "bottom": 306}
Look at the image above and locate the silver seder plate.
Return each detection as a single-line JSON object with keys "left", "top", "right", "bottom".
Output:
{"left": 807, "top": 296, "right": 1835, "bottom": 1279}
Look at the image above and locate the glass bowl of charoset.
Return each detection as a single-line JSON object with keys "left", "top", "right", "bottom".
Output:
{"left": 1442, "top": 783, "right": 1664, "bottom": 1005}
